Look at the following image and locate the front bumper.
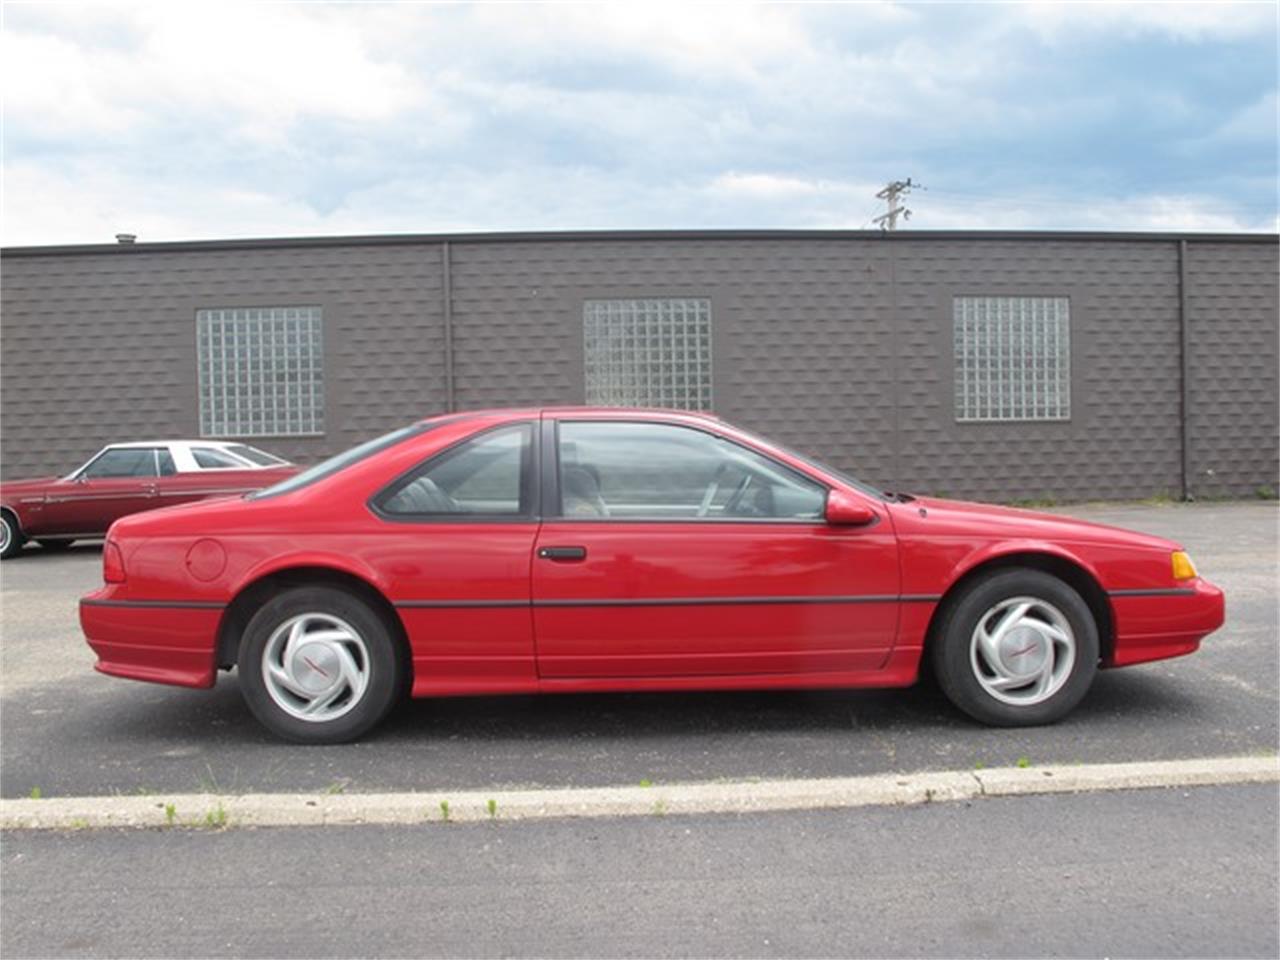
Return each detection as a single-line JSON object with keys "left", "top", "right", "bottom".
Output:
{"left": 80, "top": 590, "right": 222, "bottom": 689}
{"left": 1107, "top": 577, "right": 1226, "bottom": 668}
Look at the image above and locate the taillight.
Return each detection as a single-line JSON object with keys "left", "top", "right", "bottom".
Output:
{"left": 103, "top": 541, "right": 126, "bottom": 583}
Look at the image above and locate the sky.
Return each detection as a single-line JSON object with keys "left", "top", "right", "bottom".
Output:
{"left": 2, "top": 1, "right": 1277, "bottom": 246}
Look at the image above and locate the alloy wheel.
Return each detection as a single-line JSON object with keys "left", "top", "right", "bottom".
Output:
{"left": 261, "top": 612, "right": 371, "bottom": 722}
{"left": 968, "top": 595, "right": 1077, "bottom": 706}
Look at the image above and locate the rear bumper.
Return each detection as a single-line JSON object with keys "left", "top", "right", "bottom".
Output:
{"left": 80, "top": 592, "right": 222, "bottom": 689}
{"left": 1107, "top": 578, "right": 1225, "bottom": 668}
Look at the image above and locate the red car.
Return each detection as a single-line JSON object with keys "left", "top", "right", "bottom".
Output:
{"left": 1, "top": 440, "right": 296, "bottom": 559}
{"left": 80, "top": 408, "right": 1224, "bottom": 743}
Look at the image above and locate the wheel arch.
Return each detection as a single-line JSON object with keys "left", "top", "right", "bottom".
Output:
{"left": 215, "top": 565, "right": 412, "bottom": 678}
{"left": 925, "top": 549, "right": 1115, "bottom": 665}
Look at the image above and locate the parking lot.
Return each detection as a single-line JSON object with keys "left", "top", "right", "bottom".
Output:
{"left": 2, "top": 501, "right": 1276, "bottom": 800}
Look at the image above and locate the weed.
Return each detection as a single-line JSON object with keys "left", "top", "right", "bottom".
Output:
{"left": 198, "top": 764, "right": 219, "bottom": 793}
{"left": 439, "top": 800, "right": 451, "bottom": 822}
{"left": 69, "top": 817, "right": 89, "bottom": 830}
{"left": 28, "top": 787, "right": 42, "bottom": 800}
{"left": 1257, "top": 484, "right": 1277, "bottom": 500}
{"left": 486, "top": 798, "right": 497, "bottom": 819}
{"left": 1015, "top": 757, "right": 1031, "bottom": 769}
{"left": 203, "top": 804, "right": 228, "bottom": 829}
{"left": 324, "top": 780, "right": 348, "bottom": 796}
{"left": 164, "top": 803, "right": 177, "bottom": 827}
{"left": 638, "top": 779, "right": 653, "bottom": 788}
{"left": 653, "top": 799, "right": 668, "bottom": 817}
{"left": 1139, "top": 489, "right": 1176, "bottom": 506}
{"left": 973, "top": 760, "right": 985, "bottom": 770}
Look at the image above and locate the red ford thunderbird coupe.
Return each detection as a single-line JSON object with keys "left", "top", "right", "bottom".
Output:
{"left": 80, "top": 408, "right": 1224, "bottom": 743}
{"left": 1, "top": 440, "right": 296, "bottom": 559}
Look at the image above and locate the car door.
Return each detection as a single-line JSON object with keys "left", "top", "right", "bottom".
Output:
{"left": 532, "top": 418, "right": 901, "bottom": 679}
{"left": 40, "top": 448, "right": 160, "bottom": 535}
{"left": 369, "top": 421, "right": 541, "bottom": 694}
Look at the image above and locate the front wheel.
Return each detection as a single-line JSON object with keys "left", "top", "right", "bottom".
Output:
{"left": 237, "top": 586, "right": 404, "bottom": 743}
{"left": 931, "top": 569, "right": 1099, "bottom": 727}
{"left": 0, "top": 512, "right": 24, "bottom": 560}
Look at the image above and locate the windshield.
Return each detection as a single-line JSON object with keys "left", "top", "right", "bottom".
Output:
{"left": 248, "top": 424, "right": 430, "bottom": 500}
{"left": 734, "top": 428, "right": 887, "bottom": 501}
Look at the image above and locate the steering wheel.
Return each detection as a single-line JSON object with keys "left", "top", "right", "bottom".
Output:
{"left": 696, "top": 463, "right": 729, "bottom": 517}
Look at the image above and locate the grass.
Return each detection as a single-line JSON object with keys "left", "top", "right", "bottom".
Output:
{"left": 164, "top": 803, "right": 177, "bottom": 827}
{"left": 1015, "top": 757, "right": 1032, "bottom": 769}
{"left": 1257, "top": 485, "right": 1277, "bottom": 500}
{"left": 638, "top": 779, "right": 653, "bottom": 788}
{"left": 28, "top": 787, "right": 42, "bottom": 800}
{"left": 439, "top": 800, "right": 451, "bottom": 823}
{"left": 203, "top": 804, "right": 228, "bottom": 829}
{"left": 487, "top": 798, "right": 497, "bottom": 819}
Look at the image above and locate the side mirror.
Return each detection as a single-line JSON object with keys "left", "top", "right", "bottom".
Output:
{"left": 825, "top": 489, "right": 877, "bottom": 526}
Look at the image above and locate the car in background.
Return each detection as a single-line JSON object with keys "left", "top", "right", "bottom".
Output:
{"left": 78, "top": 408, "right": 1225, "bottom": 743}
{"left": 1, "top": 440, "right": 297, "bottom": 559}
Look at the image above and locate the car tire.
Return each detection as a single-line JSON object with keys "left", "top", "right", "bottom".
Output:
{"left": 931, "top": 568, "right": 1099, "bottom": 727}
{"left": 37, "top": 539, "right": 74, "bottom": 551}
{"left": 237, "top": 585, "right": 404, "bottom": 744}
{"left": 0, "top": 511, "right": 25, "bottom": 560}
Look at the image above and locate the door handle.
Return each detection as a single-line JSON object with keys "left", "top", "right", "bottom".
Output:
{"left": 538, "top": 545, "right": 587, "bottom": 561}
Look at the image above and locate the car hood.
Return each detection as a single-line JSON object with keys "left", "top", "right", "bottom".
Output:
{"left": 0, "top": 476, "right": 63, "bottom": 496}
{"left": 894, "top": 495, "right": 1180, "bottom": 551}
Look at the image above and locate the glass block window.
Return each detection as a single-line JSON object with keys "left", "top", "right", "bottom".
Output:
{"left": 583, "top": 298, "right": 712, "bottom": 410}
{"left": 197, "top": 306, "right": 324, "bottom": 437}
{"left": 954, "top": 296, "right": 1070, "bottom": 422}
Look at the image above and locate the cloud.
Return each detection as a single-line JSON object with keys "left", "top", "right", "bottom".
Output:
{"left": 1, "top": 2, "right": 1275, "bottom": 244}
{"left": 1012, "top": 1, "right": 1278, "bottom": 43}
{"left": 3, "top": 3, "right": 424, "bottom": 143}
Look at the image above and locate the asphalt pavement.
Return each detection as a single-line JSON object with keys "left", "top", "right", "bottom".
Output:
{"left": 3, "top": 783, "right": 1277, "bottom": 958}
{"left": 1, "top": 502, "right": 1276, "bottom": 799}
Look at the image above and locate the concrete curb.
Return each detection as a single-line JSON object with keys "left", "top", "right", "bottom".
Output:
{"left": 2, "top": 755, "right": 1275, "bottom": 831}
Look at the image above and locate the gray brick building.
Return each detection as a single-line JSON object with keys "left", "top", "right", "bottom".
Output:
{"left": 2, "top": 229, "right": 1276, "bottom": 502}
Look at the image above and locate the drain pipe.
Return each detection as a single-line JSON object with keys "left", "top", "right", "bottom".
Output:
{"left": 442, "top": 241, "right": 456, "bottom": 413}
{"left": 1178, "top": 239, "right": 1193, "bottom": 501}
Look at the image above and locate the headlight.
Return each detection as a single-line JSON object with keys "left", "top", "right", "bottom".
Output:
{"left": 1171, "top": 550, "right": 1197, "bottom": 581}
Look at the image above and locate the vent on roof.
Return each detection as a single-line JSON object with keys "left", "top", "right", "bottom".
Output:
{"left": 115, "top": 233, "right": 137, "bottom": 244}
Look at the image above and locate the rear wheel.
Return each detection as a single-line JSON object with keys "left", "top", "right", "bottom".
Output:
{"left": 237, "top": 586, "right": 404, "bottom": 743}
{"left": 0, "top": 511, "right": 24, "bottom": 560}
{"left": 931, "top": 569, "right": 1098, "bottom": 727}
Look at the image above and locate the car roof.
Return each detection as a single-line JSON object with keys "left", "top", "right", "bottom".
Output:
{"left": 102, "top": 440, "right": 257, "bottom": 449}
{"left": 418, "top": 406, "right": 722, "bottom": 424}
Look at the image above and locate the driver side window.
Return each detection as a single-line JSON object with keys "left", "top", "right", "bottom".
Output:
{"left": 557, "top": 422, "right": 826, "bottom": 521}
{"left": 82, "top": 448, "right": 160, "bottom": 479}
